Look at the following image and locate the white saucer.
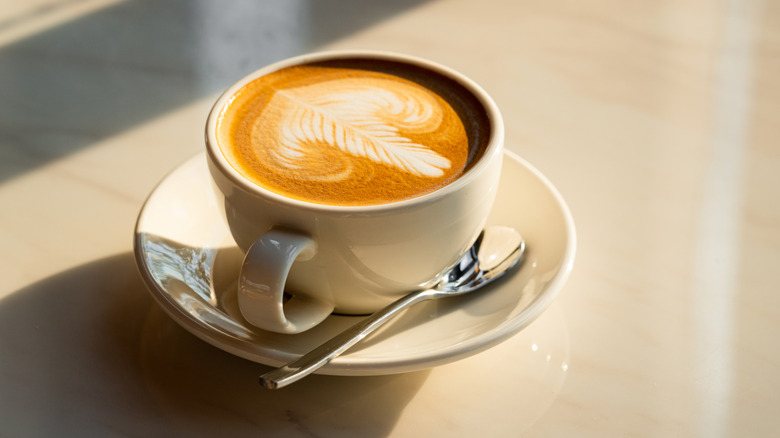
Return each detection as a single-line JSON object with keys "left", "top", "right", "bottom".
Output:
{"left": 133, "top": 151, "right": 576, "bottom": 376}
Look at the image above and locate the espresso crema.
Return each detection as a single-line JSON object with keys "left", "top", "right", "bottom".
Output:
{"left": 216, "top": 58, "right": 490, "bottom": 206}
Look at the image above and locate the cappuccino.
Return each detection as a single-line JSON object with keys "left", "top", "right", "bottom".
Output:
{"left": 216, "top": 58, "right": 490, "bottom": 206}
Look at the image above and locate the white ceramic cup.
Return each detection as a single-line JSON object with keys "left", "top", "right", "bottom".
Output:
{"left": 206, "top": 50, "right": 504, "bottom": 334}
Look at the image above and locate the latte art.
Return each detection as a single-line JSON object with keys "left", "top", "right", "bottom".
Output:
{"left": 257, "top": 77, "right": 450, "bottom": 181}
{"left": 217, "top": 59, "right": 489, "bottom": 206}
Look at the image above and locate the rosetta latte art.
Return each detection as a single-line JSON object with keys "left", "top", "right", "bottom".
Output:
{"left": 250, "top": 77, "right": 452, "bottom": 181}
{"left": 217, "top": 60, "right": 481, "bottom": 205}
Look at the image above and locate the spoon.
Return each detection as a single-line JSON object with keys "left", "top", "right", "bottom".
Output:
{"left": 259, "top": 225, "right": 526, "bottom": 389}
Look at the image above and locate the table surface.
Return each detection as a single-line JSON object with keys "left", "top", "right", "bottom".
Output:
{"left": 1, "top": 0, "right": 778, "bottom": 436}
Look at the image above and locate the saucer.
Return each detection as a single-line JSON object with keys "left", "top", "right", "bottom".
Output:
{"left": 133, "top": 151, "right": 576, "bottom": 376}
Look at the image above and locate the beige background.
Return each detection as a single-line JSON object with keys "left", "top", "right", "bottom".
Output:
{"left": 0, "top": 0, "right": 777, "bottom": 436}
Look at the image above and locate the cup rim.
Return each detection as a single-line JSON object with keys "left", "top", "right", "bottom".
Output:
{"left": 205, "top": 49, "right": 505, "bottom": 213}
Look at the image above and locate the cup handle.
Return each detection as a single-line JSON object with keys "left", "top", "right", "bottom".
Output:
{"left": 238, "top": 229, "right": 334, "bottom": 334}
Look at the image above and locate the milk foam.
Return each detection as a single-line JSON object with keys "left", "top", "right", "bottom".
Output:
{"left": 218, "top": 61, "right": 478, "bottom": 206}
{"left": 250, "top": 77, "right": 452, "bottom": 182}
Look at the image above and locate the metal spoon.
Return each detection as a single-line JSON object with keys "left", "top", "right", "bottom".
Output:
{"left": 259, "top": 226, "right": 526, "bottom": 389}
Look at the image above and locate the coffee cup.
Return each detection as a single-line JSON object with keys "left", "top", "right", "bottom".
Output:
{"left": 205, "top": 50, "right": 504, "bottom": 334}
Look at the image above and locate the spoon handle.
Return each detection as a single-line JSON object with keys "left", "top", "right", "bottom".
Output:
{"left": 259, "top": 288, "right": 436, "bottom": 389}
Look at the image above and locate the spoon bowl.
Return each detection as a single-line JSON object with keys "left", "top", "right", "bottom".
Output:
{"left": 260, "top": 225, "right": 526, "bottom": 389}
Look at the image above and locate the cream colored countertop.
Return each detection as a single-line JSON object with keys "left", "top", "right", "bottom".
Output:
{"left": 1, "top": 0, "right": 778, "bottom": 436}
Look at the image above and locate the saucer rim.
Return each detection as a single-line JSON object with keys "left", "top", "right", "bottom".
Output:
{"left": 133, "top": 150, "right": 576, "bottom": 375}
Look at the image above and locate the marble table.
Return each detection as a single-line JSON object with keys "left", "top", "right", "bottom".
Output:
{"left": 1, "top": 0, "right": 778, "bottom": 436}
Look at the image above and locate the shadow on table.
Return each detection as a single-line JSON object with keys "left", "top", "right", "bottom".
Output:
{"left": 0, "top": 0, "right": 431, "bottom": 183}
{"left": 0, "top": 253, "right": 428, "bottom": 437}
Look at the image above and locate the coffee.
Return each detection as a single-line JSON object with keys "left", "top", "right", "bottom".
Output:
{"left": 216, "top": 58, "right": 490, "bottom": 206}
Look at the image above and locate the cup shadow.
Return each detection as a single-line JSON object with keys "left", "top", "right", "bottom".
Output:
{"left": 0, "top": 253, "right": 429, "bottom": 437}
